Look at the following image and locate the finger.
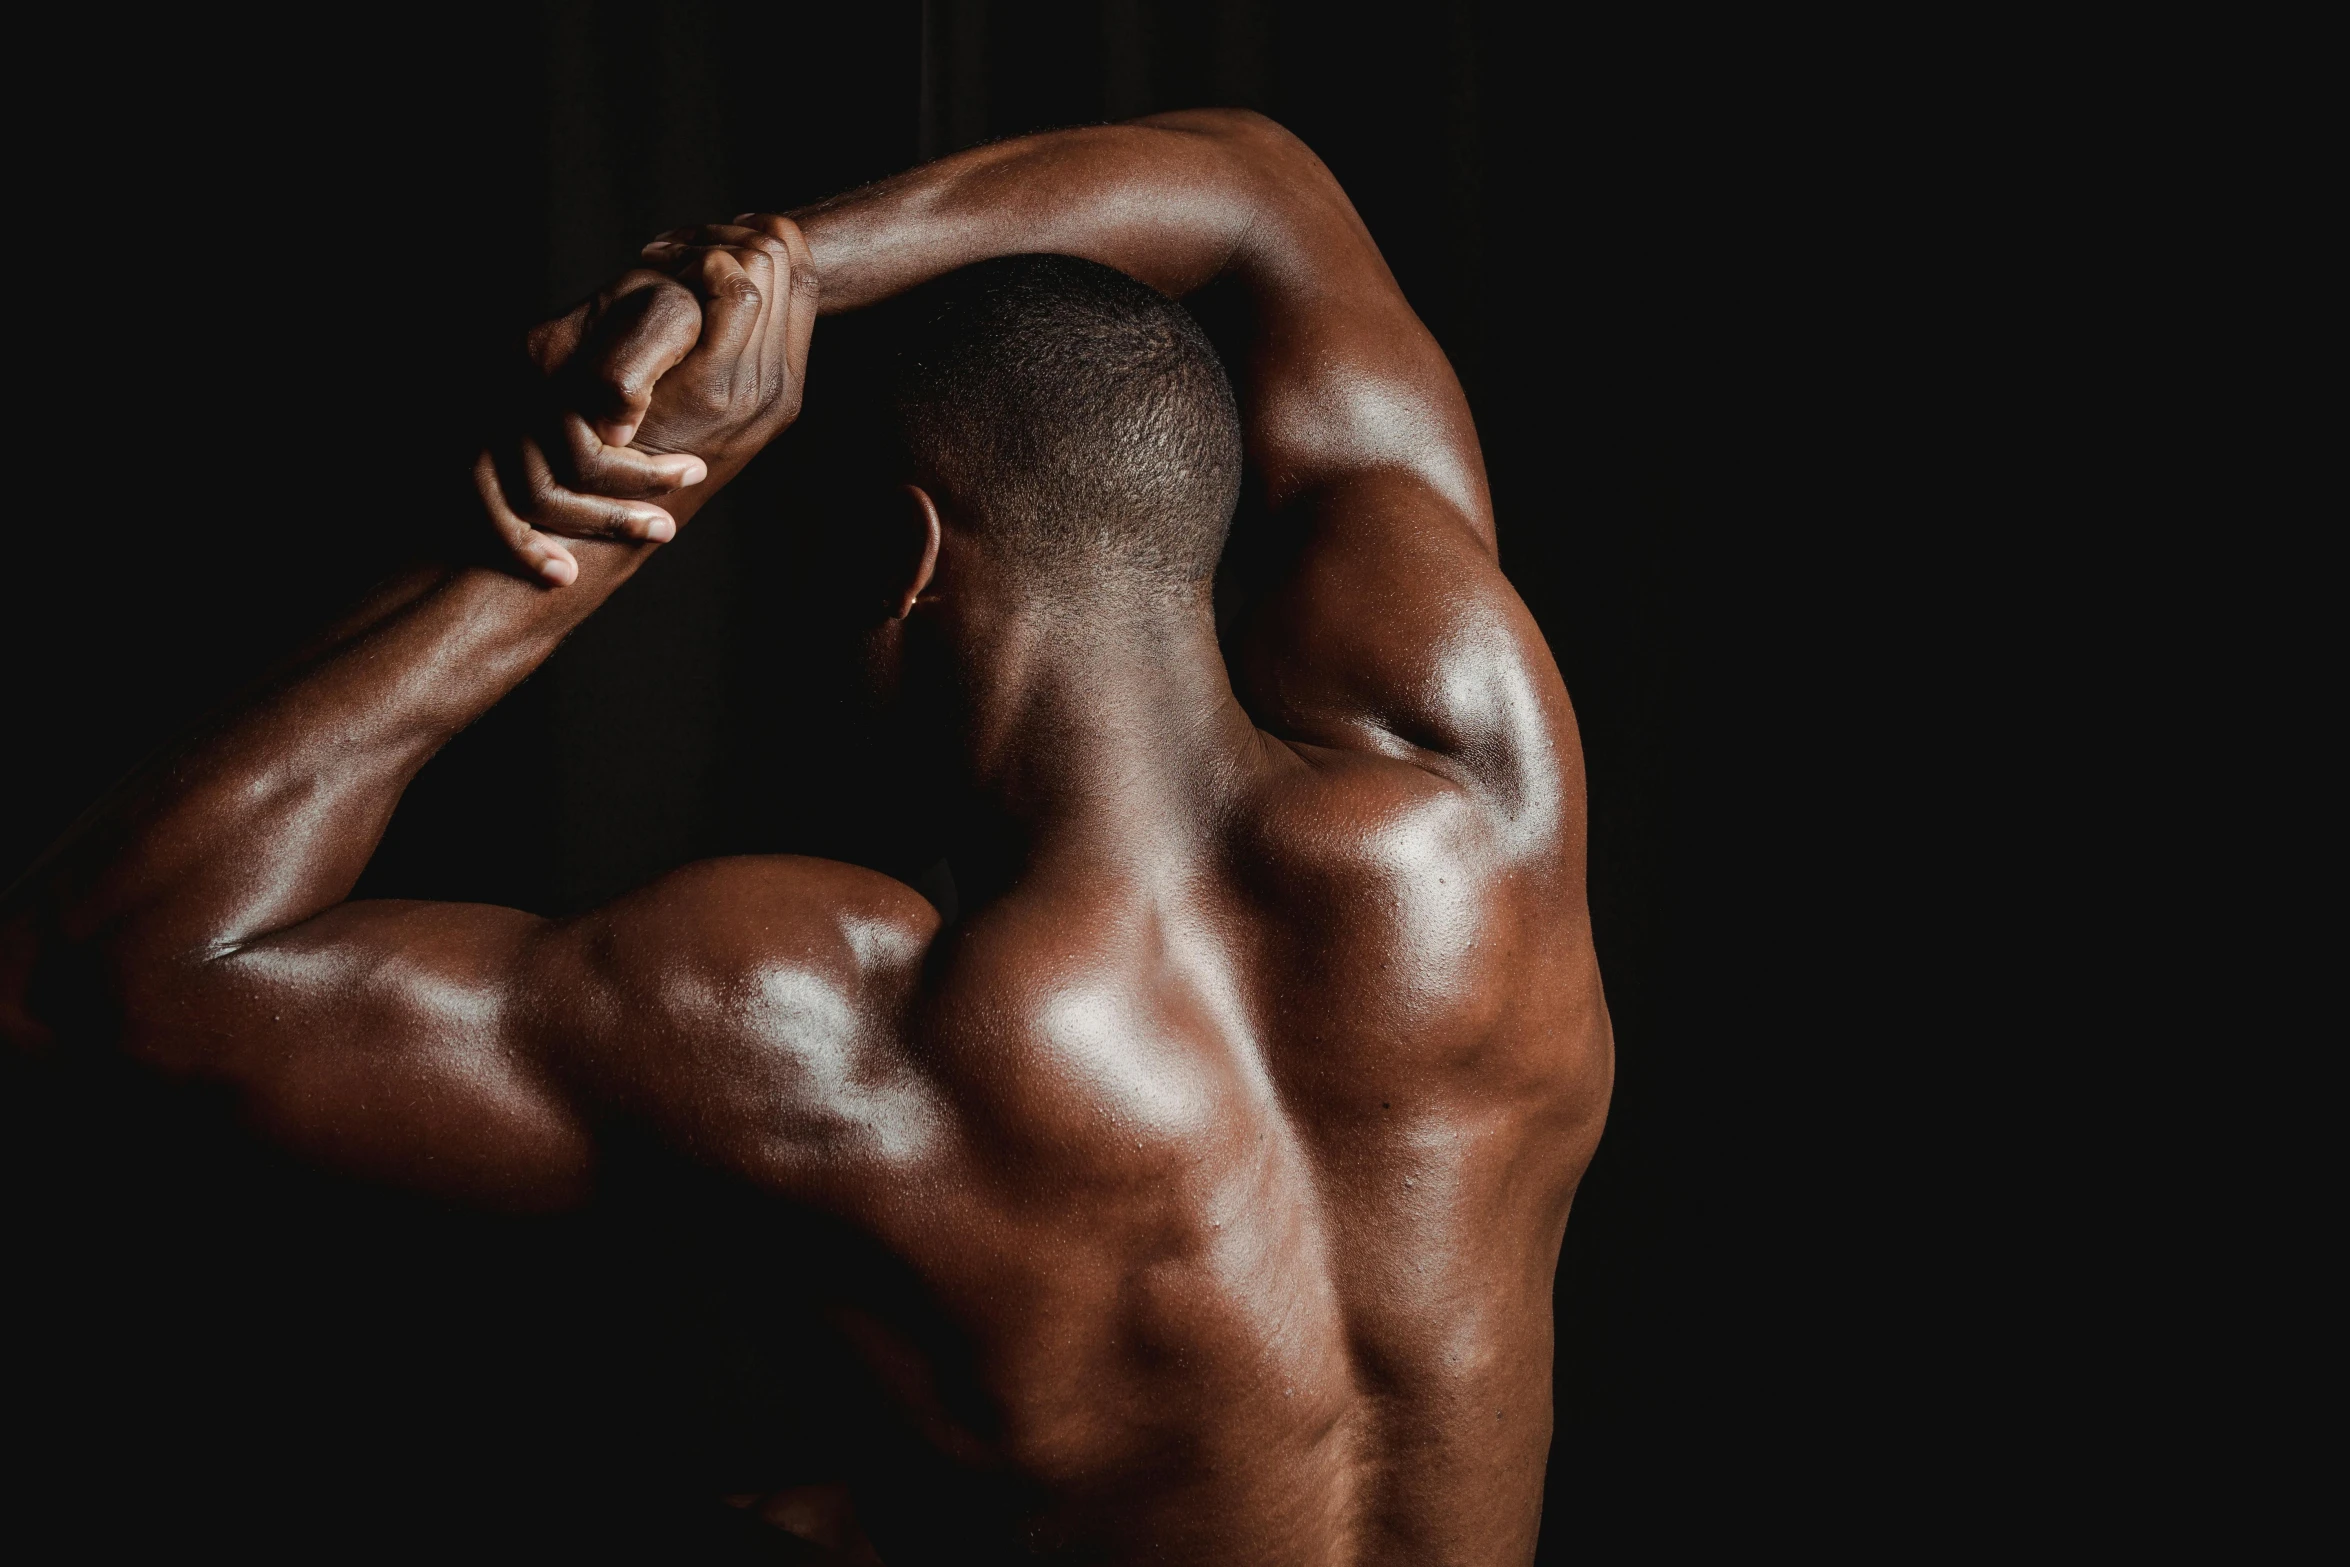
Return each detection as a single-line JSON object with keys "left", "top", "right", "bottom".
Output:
{"left": 475, "top": 450, "right": 577, "bottom": 586}
{"left": 765, "top": 216, "right": 819, "bottom": 397}
{"left": 640, "top": 242, "right": 783, "bottom": 319}
{"left": 735, "top": 213, "right": 800, "bottom": 248}
{"left": 519, "top": 438, "right": 677, "bottom": 542}
{"left": 669, "top": 247, "right": 767, "bottom": 376}
{"left": 711, "top": 216, "right": 816, "bottom": 397}
{"left": 666, "top": 220, "right": 816, "bottom": 427}
{"left": 528, "top": 486, "right": 680, "bottom": 544}
{"left": 525, "top": 299, "right": 593, "bottom": 375}
{"left": 630, "top": 244, "right": 770, "bottom": 384}
{"left": 643, "top": 222, "right": 790, "bottom": 262}
{"left": 571, "top": 277, "right": 702, "bottom": 444}
{"left": 728, "top": 240, "right": 780, "bottom": 331}
{"left": 719, "top": 243, "right": 787, "bottom": 409}
{"left": 551, "top": 411, "right": 707, "bottom": 498}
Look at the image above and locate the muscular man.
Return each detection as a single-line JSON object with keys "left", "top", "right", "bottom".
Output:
{"left": 2, "top": 112, "right": 1610, "bottom": 1564}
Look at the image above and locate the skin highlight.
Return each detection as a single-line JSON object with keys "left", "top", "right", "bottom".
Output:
{"left": 1, "top": 112, "right": 1611, "bottom": 1565}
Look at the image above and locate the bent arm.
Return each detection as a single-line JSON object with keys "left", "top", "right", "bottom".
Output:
{"left": 0, "top": 222, "right": 826, "bottom": 1208}
{"left": 795, "top": 113, "right": 1566, "bottom": 791}
{"left": 0, "top": 542, "right": 653, "bottom": 1204}
{"left": 798, "top": 110, "right": 1491, "bottom": 536}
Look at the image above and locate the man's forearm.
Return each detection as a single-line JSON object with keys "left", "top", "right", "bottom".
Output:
{"left": 0, "top": 539, "right": 649, "bottom": 1056}
{"left": 792, "top": 112, "right": 1287, "bottom": 312}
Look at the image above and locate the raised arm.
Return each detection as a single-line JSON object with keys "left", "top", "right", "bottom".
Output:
{"left": 793, "top": 110, "right": 1488, "bottom": 533}
{"left": 0, "top": 226, "right": 851, "bottom": 1208}
{"left": 771, "top": 112, "right": 1561, "bottom": 797}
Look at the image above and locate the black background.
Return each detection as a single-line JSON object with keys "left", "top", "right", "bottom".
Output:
{"left": 0, "top": 1, "right": 1994, "bottom": 1557}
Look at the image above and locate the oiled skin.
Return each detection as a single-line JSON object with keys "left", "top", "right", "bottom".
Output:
{"left": 0, "top": 114, "right": 1610, "bottom": 1564}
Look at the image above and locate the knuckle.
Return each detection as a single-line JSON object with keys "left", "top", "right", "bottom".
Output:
{"left": 589, "top": 355, "right": 651, "bottom": 398}
{"left": 643, "top": 279, "right": 700, "bottom": 326}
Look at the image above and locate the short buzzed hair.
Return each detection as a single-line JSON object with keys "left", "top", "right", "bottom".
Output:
{"left": 889, "top": 254, "right": 1243, "bottom": 590}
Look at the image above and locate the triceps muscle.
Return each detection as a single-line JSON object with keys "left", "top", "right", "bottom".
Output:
{"left": 165, "top": 900, "right": 599, "bottom": 1211}
{"left": 1228, "top": 474, "right": 1530, "bottom": 751}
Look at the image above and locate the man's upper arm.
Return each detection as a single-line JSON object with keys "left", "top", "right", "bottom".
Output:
{"left": 1203, "top": 114, "right": 1563, "bottom": 797}
{"left": 145, "top": 900, "right": 599, "bottom": 1209}
{"left": 134, "top": 858, "right": 937, "bottom": 1212}
{"left": 1185, "top": 110, "right": 1493, "bottom": 533}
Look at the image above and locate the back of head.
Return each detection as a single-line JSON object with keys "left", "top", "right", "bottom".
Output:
{"left": 890, "top": 254, "right": 1243, "bottom": 595}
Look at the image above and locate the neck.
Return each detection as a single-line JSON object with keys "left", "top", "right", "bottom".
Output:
{"left": 940, "top": 588, "right": 1251, "bottom": 888}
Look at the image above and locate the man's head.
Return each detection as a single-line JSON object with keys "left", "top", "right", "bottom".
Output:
{"left": 885, "top": 254, "right": 1243, "bottom": 600}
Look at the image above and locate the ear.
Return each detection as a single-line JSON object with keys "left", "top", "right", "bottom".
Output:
{"left": 892, "top": 483, "right": 944, "bottom": 620}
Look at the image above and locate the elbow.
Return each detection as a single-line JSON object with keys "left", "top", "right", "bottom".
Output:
{"left": 1185, "top": 109, "right": 1329, "bottom": 180}
{"left": 1141, "top": 106, "right": 1317, "bottom": 173}
{"left": 1143, "top": 108, "right": 1350, "bottom": 243}
{"left": 1157, "top": 106, "right": 1290, "bottom": 146}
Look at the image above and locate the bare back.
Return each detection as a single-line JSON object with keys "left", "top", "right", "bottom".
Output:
{"left": 599, "top": 602, "right": 1606, "bottom": 1561}
{"left": 860, "top": 726, "right": 1609, "bottom": 1562}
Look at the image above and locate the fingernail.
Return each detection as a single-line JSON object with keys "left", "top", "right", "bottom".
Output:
{"left": 610, "top": 422, "right": 638, "bottom": 448}
{"left": 646, "top": 515, "right": 676, "bottom": 542}
{"left": 540, "top": 554, "right": 578, "bottom": 586}
{"left": 734, "top": 212, "right": 755, "bottom": 223}
{"left": 682, "top": 458, "right": 708, "bottom": 486}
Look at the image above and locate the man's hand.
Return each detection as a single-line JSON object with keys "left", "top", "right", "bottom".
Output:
{"left": 481, "top": 272, "right": 708, "bottom": 584}
{"left": 629, "top": 214, "right": 817, "bottom": 468}
{"left": 484, "top": 214, "right": 819, "bottom": 584}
